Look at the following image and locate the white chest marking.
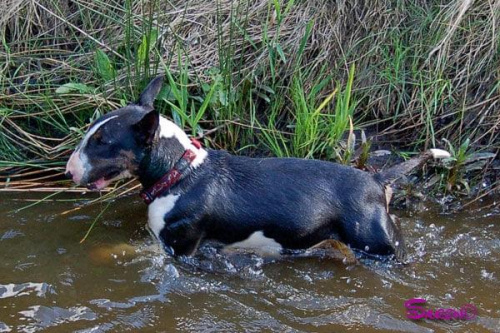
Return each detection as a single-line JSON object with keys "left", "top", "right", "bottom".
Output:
{"left": 147, "top": 194, "right": 180, "bottom": 238}
{"left": 158, "top": 117, "right": 208, "bottom": 168}
{"left": 224, "top": 231, "right": 283, "bottom": 256}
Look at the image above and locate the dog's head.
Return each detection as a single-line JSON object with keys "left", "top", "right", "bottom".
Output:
{"left": 65, "top": 76, "right": 164, "bottom": 190}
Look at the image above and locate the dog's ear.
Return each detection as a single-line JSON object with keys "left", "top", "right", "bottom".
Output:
{"left": 137, "top": 75, "right": 164, "bottom": 107}
{"left": 133, "top": 110, "right": 160, "bottom": 145}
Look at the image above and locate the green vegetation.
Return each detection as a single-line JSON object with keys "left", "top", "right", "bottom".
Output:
{"left": 0, "top": 0, "right": 498, "bottom": 198}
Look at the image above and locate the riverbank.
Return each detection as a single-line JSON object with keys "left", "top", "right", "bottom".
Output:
{"left": 1, "top": 1, "right": 498, "bottom": 206}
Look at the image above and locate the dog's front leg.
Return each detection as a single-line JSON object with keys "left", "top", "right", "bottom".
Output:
{"left": 159, "top": 218, "right": 203, "bottom": 257}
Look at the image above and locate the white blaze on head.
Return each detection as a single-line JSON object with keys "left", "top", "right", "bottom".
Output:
{"left": 158, "top": 116, "right": 208, "bottom": 168}
{"left": 66, "top": 150, "right": 88, "bottom": 184}
{"left": 65, "top": 115, "right": 118, "bottom": 184}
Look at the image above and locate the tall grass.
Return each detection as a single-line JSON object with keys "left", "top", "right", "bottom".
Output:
{"left": 0, "top": 0, "right": 498, "bottom": 197}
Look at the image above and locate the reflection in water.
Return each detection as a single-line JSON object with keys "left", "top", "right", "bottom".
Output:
{"left": 0, "top": 194, "right": 499, "bottom": 332}
{"left": 0, "top": 283, "right": 52, "bottom": 299}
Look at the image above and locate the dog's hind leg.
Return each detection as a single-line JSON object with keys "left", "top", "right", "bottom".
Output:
{"left": 306, "top": 239, "right": 357, "bottom": 264}
{"left": 386, "top": 213, "right": 406, "bottom": 262}
{"left": 341, "top": 208, "right": 407, "bottom": 262}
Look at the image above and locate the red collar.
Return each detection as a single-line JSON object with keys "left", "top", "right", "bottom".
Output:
{"left": 140, "top": 138, "right": 202, "bottom": 205}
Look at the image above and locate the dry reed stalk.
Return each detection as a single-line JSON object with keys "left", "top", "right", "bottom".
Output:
{"left": 0, "top": 0, "right": 498, "bottom": 198}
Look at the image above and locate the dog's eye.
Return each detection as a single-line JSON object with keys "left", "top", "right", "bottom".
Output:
{"left": 91, "top": 131, "right": 106, "bottom": 145}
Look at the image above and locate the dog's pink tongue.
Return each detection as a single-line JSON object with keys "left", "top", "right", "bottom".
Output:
{"left": 93, "top": 178, "right": 109, "bottom": 190}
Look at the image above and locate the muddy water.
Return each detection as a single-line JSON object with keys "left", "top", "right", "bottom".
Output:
{"left": 0, "top": 193, "right": 499, "bottom": 333}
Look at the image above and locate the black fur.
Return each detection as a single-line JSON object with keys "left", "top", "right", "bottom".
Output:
{"left": 152, "top": 148, "right": 406, "bottom": 260}
{"left": 67, "top": 76, "right": 413, "bottom": 262}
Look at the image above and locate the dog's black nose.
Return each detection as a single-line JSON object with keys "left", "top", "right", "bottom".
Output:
{"left": 65, "top": 171, "right": 73, "bottom": 179}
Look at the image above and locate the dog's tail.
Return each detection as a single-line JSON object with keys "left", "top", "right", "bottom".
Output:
{"left": 376, "top": 149, "right": 450, "bottom": 185}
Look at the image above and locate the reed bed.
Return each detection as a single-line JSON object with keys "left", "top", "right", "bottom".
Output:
{"left": 1, "top": 0, "right": 499, "bottom": 203}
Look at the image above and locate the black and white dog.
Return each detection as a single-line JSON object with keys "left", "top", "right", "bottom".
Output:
{"left": 66, "top": 76, "right": 449, "bottom": 261}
